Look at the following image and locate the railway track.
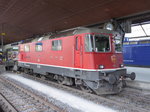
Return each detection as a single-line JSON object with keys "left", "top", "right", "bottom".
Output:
{"left": 18, "top": 72, "right": 150, "bottom": 112}
{"left": 0, "top": 93, "right": 18, "bottom": 112}
{"left": 0, "top": 76, "right": 65, "bottom": 112}
{"left": 105, "top": 87, "right": 150, "bottom": 110}
{"left": 0, "top": 72, "right": 150, "bottom": 112}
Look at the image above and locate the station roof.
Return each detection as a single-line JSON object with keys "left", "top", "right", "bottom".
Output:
{"left": 0, "top": 0, "right": 150, "bottom": 44}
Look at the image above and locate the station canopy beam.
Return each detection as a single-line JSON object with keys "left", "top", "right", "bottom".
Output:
{"left": 0, "top": 0, "right": 149, "bottom": 44}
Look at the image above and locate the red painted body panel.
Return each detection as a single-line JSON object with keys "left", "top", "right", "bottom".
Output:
{"left": 82, "top": 52, "right": 123, "bottom": 69}
{"left": 18, "top": 33, "right": 123, "bottom": 70}
{"left": 19, "top": 36, "right": 75, "bottom": 67}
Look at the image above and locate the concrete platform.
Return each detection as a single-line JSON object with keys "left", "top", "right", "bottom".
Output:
{"left": 125, "top": 66, "right": 150, "bottom": 82}
{"left": 126, "top": 80, "right": 150, "bottom": 91}
{"left": 125, "top": 66, "right": 150, "bottom": 91}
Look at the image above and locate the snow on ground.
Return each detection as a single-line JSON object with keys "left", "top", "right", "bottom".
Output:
{"left": 6, "top": 74, "right": 117, "bottom": 112}
{"left": 125, "top": 66, "right": 150, "bottom": 82}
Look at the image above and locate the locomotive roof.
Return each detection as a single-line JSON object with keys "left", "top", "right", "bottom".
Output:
{"left": 50, "top": 27, "right": 113, "bottom": 39}
{"left": 74, "top": 27, "right": 113, "bottom": 34}
{"left": 21, "top": 28, "right": 114, "bottom": 44}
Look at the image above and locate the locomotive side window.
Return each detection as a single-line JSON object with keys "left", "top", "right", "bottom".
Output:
{"left": 35, "top": 43, "right": 43, "bottom": 52}
{"left": 24, "top": 45, "right": 30, "bottom": 52}
{"left": 84, "top": 34, "right": 94, "bottom": 52}
{"left": 52, "top": 40, "right": 62, "bottom": 51}
{"left": 114, "top": 35, "right": 122, "bottom": 52}
{"left": 20, "top": 45, "right": 24, "bottom": 52}
{"left": 94, "top": 35, "right": 110, "bottom": 52}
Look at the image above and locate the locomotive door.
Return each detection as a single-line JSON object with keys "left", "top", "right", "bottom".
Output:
{"left": 74, "top": 36, "right": 82, "bottom": 68}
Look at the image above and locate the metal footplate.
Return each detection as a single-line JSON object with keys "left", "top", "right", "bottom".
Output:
{"left": 0, "top": 93, "right": 18, "bottom": 112}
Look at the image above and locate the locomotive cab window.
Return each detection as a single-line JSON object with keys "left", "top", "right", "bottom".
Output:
{"left": 52, "top": 40, "right": 62, "bottom": 51}
{"left": 35, "top": 43, "right": 43, "bottom": 52}
{"left": 24, "top": 45, "right": 30, "bottom": 52}
{"left": 84, "top": 34, "right": 110, "bottom": 52}
{"left": 94, "top": 35, "right": 110, "bottom": 52}
{"left": 84, "top": 34, "right": 94, "bottom": 52}
{"left": 114, "top": 35, "right": 122, "bottom": 52}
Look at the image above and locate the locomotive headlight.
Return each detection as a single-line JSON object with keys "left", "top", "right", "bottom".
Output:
{"left": 103, "top": 22, "right": 114, "bottom": 30}
{"left": 120, "top": 64, "right": 124, "bottom": 68}
{"left": 99, "top": 65, "right": 104, "bottom": 69}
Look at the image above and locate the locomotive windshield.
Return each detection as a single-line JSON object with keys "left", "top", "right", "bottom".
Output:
{"left": 84, "top": 34, "right": 110, "bottom": 52}
{"left": 94, "top": 35, "right": 110, "bottom": 52}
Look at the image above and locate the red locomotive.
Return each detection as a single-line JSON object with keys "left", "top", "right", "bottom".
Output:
{"left": 18, "top": 27, "right": 135, "bottom": 94}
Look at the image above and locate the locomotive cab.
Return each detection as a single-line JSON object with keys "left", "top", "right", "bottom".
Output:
{"left": 74, "top": 29, "right": 135, "bottom": 94}
{"left": 83, "top": 33, "right": 122, "bottom": 69}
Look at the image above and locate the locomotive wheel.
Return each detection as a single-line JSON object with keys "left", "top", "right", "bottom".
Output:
{"left": 29, "top": 69, "right": 33, "bottom": 75}
{"left": 57, "top": 79, "right": 62, "bottom": 84}
{"left": 57, "top": 76, "right": 64, "bottom": 84}
{"left": 40, "top": 75, "right": 46, "bottom": 80}
{"left": 24, "top": 68, "right": 28, "bottom": 74}
{"left": 57, "top": 76, "right": 74, "bottom": 86}
{"left": 79, "top": 85, "right": 92, "bottom": 93}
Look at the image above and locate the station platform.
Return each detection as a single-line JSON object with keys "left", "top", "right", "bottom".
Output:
{"left": 125, "top": 66, "right": 150, "bottom": 82}
{"left": 125, "top": 66, "right": 150, "bottom": 91}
